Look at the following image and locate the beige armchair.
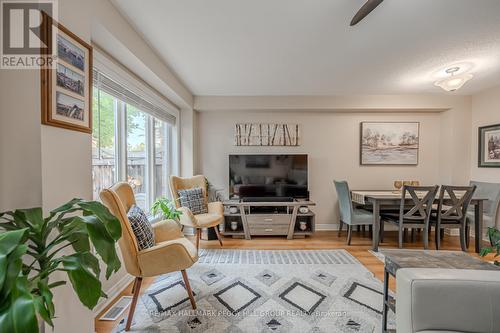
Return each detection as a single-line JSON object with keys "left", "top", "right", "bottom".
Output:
{"left": 100, "top": 182, "right": 198, "bottom": 331}
{"left": 170, "top": 175, "right": 224, "bottom": 252}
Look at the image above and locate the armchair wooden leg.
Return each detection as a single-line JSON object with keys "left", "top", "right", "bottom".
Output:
{"left": 196, "top": 228, "right": 201, "bottom": 251}
{"left": 213, "top": 226, "right": 223, "bottom": 247}
{"left": 338, "top": 221, "right": 343, "bottom": 237}
{"left": 181, "top": 270, "right": 197, "bottom": 310}
{"left": 125, "top": 277, "right": 142, "bottom": 331}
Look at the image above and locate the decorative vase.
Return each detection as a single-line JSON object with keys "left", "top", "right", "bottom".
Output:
{"left": 299, "top": 221, "right": 307, "bottom": 231}
{"left": 230, "top": 221, "right": 239, "bottom": 231}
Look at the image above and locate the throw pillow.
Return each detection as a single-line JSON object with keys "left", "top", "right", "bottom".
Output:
{"left": 127, "top": 204, "right": 155, "bottom": 250}
{"left": 178, "top": 187, "right": 208, "bottom": 215}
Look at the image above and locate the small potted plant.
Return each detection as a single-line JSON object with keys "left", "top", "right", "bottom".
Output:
{"left": 151, "top": 197, "right": 182, "bottom": 221}
{"left": 0, "top": 199, "right": 122, "bottom": 332}
{"left": 480, "top": 227, "right": 500, "bottom": 266}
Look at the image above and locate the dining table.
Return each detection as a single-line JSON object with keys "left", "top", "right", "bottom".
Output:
{"left": 350, "top": 190, "right": 487, "bottom": 253}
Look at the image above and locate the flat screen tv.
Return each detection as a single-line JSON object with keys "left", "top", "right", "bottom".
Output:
{"left": 229, "top": 154, "right": 308, "bottom": 201}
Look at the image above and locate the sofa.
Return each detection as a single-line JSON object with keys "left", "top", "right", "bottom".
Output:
{"left": 396, "top": 268, "right": 500, "bottom": 333}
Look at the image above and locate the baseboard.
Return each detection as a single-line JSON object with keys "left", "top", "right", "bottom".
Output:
{"left": 93, "top": 273, "right": 135, "bottom": 315}
{"left": 316, "top": 223, "right": 338, "bottom": 231}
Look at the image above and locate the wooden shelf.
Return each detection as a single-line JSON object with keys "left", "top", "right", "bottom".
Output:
{"left": 223, "top": 213, "right": 242, "bottom": 217}
{"left": 222, "top": 200, "right": 315, "bottom": 240}
{"left": 297, "top": 212, "right": 315, "bottom": 217}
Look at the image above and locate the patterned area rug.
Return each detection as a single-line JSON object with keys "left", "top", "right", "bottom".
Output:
{"left": 114, "top": 249, "right": 395, "bottom": 332}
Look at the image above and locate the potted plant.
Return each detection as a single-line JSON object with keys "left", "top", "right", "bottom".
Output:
{"left": 0, "top": 199, "right": 122, "bottom": 332}
{"left": 480, "top": 227, "right": 500, "bottom": 266}
{"left": 151, "top": 197, "right": 182, "bottom": 221}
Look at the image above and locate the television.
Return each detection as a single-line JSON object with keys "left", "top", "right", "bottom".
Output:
{"left": 229, "top": 154, "right": 308, "bottom": 201}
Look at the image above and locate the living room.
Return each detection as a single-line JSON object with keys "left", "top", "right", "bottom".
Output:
{"left": 1, "top": 1, "right": 499, "bottom": 333}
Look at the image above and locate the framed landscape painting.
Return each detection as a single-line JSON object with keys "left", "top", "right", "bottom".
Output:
{"left": 478, "top": 124, "right": 500, "bottom": 168}
{"left": 41, "top": 13, "right": 92, "bottom": 133}
{"left": 360, "top": 122, "right": 420, "bottom": 165}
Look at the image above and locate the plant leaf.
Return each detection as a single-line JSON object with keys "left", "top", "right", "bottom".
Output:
{"left": 60, "top": 252, "right": 102, "bottom": 309}
{"left": 0, "top": 275, "right": 38, "bottom": 333}
{"left": 77, "top": 201, "right": 121, "bottom": 241}
{"left": 0, "top": 229, "right": 28, "bottom": 293}
{"left": 76, "top": 215, "right": 121, "bottom": 279}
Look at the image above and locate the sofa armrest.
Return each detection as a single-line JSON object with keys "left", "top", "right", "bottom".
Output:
{"left": 396, "top": 268, "right": 500, "bottom": 333}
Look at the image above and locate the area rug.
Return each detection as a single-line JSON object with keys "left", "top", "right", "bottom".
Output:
{"left": 368, "top": 250, "right": 385, "bottom": 263}
{"left": 114, "top": 249, "right": 395, "bottom": 332}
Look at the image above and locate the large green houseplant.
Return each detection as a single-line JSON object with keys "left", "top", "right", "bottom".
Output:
{"left": 0, "top": 199, "right": 122, "bottom": 332}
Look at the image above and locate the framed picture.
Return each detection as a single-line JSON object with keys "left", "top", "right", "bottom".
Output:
{"left": 478, "top": 124, "right": 500, "bottom": 168}
{"left": 41, "top": 13, "right": 92, "bottom": 133}
{"left": 360, "top": 122, "right": 420, "bottom": 165}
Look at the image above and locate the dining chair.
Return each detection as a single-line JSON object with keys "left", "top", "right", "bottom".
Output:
{"left": 100, "top": 183, "right": 198, "bottom": 331}
{"left": 431, "top": 185, "right": 477, "bottom": 251}
{"left": 334, "top": 180, "right": 374, "bottom": 245}
{"left": 382, "top": 185, "right": 439, "bottom": 249}
{"left": 170, "top": 175, "right": 224, "bottom": 253}
{"left": 465, "top": 181, "right": 500, "bottom": 247}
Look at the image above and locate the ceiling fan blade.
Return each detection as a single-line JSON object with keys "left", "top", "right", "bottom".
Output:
{"left": 350, "top": 0, "right": 384, "bottom": 26}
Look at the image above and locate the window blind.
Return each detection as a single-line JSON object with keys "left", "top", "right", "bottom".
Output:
{"left": 93, "top": 69, "right": 176, "bottom": 125}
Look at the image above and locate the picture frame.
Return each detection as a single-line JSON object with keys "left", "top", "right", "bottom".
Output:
{"left": 478, "top": 123, "right": 500, "bottom": 168}
{"left": 41, "top": 12, "right": 92, "bottom": 133}
{"left": 360, "top": 122, "right": 420, "bottom": 165}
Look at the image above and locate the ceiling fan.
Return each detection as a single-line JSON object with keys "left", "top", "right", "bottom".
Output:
{"left": 350, "top": 0, "right": 384, "bottom": 26}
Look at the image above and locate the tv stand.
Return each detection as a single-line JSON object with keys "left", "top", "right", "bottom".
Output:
{"left": 222, "top": 200, "right": 316, "bottom": 240}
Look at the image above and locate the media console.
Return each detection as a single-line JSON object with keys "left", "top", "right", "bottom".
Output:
{"left": 221, "top": 200, "right": 316, "bottom": 240}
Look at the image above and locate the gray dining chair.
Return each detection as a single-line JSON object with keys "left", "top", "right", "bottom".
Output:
{"left": 431, "top": 185, "right": 476, "bottom": 251}
{"left": 334, "top": 180, "right": 374, "bottom": 245}
{"left": 465, "top": 181, "right": 500, "bottom": 247}
{"left": 382, "top": 185, "right": 439, "bottom": 249}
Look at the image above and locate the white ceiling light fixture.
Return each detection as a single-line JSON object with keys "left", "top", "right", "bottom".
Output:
{"left": 434, "top": 67, "right": 473, "bottom": 92}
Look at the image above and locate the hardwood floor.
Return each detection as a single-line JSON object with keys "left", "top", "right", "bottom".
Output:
{"left": 95, "top": 230, "right": 485, "bottom": 333}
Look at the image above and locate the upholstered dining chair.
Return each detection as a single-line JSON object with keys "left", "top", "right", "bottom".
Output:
{"left": 170, "top": 175, "right": 224, "bottom": 252}
{"left": 465, "top": 181, "right": 500, "bottom": 248}
{"left": 334, "top": 180, "right": 374, "bottom": 245}
{"left": 430, "top": 185, "right": 476, "bottom": 251}
{"left": 100, "top": 182, "right": 198, "bottom": 331}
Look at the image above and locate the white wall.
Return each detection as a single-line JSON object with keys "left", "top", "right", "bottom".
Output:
{"left": 0, "top": 70, "right": 42, "bottom": 211}
{"left": 470, "top": 84, "right": 500, "bottom": 182}
{"left": 0, "top": 0, "right": 192, "bottom": 332}
{"left": 196, "top": 105, "right": 471, "bottom": 228}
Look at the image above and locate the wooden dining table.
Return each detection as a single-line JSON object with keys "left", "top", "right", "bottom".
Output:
{"left": 351, "top": 190, "right": 487, "bottom": 253}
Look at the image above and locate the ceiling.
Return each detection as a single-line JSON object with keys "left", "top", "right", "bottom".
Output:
{"left": 111, "top": 0, "right": 500, "bottom": 96}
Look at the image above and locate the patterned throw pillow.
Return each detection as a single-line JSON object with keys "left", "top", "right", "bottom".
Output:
{"left": 127, "top": 204, "right": 155, "bottom": 250}
{"left": 178, "top": 187, "right": 208, "bottom": 215}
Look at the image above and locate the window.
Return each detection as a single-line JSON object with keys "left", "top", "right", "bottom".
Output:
{"left": 126, "top": 104, "right": 147, "bottom": 208}
{"left": 92, "top": 89, "right": 117, "bottom": 200}
{"left": 92, "top": 70, "right": 175, "bottom": 211}
{"left": 154, "top": 118, "right": 169, "bottom": 199}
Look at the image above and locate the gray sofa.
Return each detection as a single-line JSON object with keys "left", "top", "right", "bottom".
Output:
{"left": 396, "top": 268, "right": 500, "bottom": 333}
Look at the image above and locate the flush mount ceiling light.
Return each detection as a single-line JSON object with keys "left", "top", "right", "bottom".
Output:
{"left": 434, "top": 67, "right": 473, "bottom": 92}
